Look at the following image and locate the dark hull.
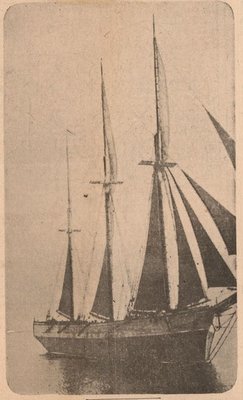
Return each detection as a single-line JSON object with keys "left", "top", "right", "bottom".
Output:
{"left": 34, "top": 306, "right": 216, "bottom": 364}
{"left": 36, "top": 328, "right": 212, "bottom": 364}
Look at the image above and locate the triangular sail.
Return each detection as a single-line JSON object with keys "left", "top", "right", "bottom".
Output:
{"left": 57, "top": 238, "right": 74, "bottom": 319}
{"left": 134, "top": 173, "right": 169, "bottom": 311}
{"left": 170, "top": 166, "right": 235, "bottom": 276}
{"left": 166, "top": 169, "right": 208, "bottom": 297}
{"left": 184, "top": 172, "right": 236, "bottom": 255}
{"left": 135, "top": 163, "right": 236, "bottom": 311}
{"left": 170, "top": 195, "right": 206, "bottom": 307}
{"left": 205, "top": 108, "right": 235, "bottom": 168}
{"left": 179, "top": 191, "right": 236, "bottom": 288}
{"left": 91, "top": 247, "right": 112, "bottom": 319}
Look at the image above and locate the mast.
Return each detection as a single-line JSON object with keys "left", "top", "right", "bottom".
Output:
{"left": 135, "top": 17, "right": 235, "bottom": 313}
{"left": 152, "top": 16, "right": 169, "bottom": 304}
{"left": 90, "top": 61, "right": 122, "bottom": 321}
{"left": 56, "top": 133, "right": 74, "bottom": 320}
{"left": 153, "top": 15, "right": 161, "bottom": 163}
{"left": 135, "top": 17, "right": 171, "bottom": 312}
{"left": 66, "top": 133, "right": 72, "bottom": 238}
{"left": 153, "top": 15, "right": 170, "bottom": 165}
{"left": 101, "top": 60, "right": 114, "bottom": 322}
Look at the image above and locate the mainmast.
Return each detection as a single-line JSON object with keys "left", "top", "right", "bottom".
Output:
{"left": 101, "top": 60, "right": 114, "bottom": 322}
{"left": 153, "top": 15, "right": 161, "bottom": 163}
{"left": 135, "top": 17, "right": 236, "bottom": 314}
{"left": 135, "top": 17, "right": 171, "bottom": 312}
{"left": 153, "top": 15, "right": 169, "bottom": 165}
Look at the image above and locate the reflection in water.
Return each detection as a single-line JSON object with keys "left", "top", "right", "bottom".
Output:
{"left": 47, "top": 353, "right": 225, "bottom": 394}
{"left": 7, "top": 331, "right": 236, "bottom": 395}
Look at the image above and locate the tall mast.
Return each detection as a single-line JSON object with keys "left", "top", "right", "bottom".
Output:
{"left": 153, "top": 15, "right": 169, "bottom": 165}
{"left": 136, "top": 17, "right": 171, "bottom": 312}
{"left": 66, "top": 133, "right": 72, "bottom": 238}
{"left": 101, "top": 60, "right": 114, "bottom": 322}
{"left": 153, "top": 15, "right": 161, "bottom": 163}
{"left": 90, "top": 61, "right": 122, "bottom": 321}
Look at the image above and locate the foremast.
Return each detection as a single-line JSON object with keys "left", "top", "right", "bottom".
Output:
{"left": 56, "top": 133, "right": 80, "bottom": 320}
{"left": 90, "top": 61, "right": 122, "bottom": 322}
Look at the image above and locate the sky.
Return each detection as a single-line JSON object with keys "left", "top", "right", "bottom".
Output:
{"left": 4, "top": 1, "right": 235, "bottom": 329}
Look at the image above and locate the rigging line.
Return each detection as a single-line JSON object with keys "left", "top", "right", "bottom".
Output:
{"left": 209, "top": 312, "right": 237, "bottom": 362}
{"left": 212, "top": 312, "right": 236, "bottom": 331}
{"left": 210, "top": 312, "right": 236, "bottom": 356}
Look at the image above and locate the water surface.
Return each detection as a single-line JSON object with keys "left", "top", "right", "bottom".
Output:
{"left": 6, "top": 326, "right": 237, "bottom": 395}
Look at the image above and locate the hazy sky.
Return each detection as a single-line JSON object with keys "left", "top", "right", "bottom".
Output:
{"left": 4, "top": 2, "right": 235, "bottom": 328}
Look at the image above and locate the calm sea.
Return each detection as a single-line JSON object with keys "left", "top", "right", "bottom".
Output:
{"left": 6, "top": 325, "right": 237, "bottom": 395}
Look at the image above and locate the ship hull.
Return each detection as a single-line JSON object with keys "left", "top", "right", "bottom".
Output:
{"left": 33, "top": 307, "right": 216, "bottom": 364}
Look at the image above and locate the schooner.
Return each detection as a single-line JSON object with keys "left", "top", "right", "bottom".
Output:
{"left": 33, "top": 19, "right": 236, "bottom": 364}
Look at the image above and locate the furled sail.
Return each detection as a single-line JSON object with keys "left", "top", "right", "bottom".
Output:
{"left": 153, "top": 17, "right": 169, "bottom": 162}
{"left": 57, "top": 237, "right": 74, "bottom": 319}
{"left": 101, "top": 62, "right": 117, "bottom": 182}
{"left": 204, "top": 107, "right": 235, "bottom": 168}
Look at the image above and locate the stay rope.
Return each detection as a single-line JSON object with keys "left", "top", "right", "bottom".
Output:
{"left": 208, "top": 310, "right": 237, "bottom": 362}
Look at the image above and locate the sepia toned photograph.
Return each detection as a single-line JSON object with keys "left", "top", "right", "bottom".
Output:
{"left": 4, "top": 1, "right": 236, "bottom": 395}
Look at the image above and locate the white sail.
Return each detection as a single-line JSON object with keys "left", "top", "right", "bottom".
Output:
{"left": 159, "top": 171, "right": 179, "bottom": 309}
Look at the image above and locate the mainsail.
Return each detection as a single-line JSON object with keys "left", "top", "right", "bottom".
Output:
{"left": 134, "top": 19, "right": 236, "bottom": 313}
{"left": 135, "top": 173, "right": 169, "bottom": 311}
